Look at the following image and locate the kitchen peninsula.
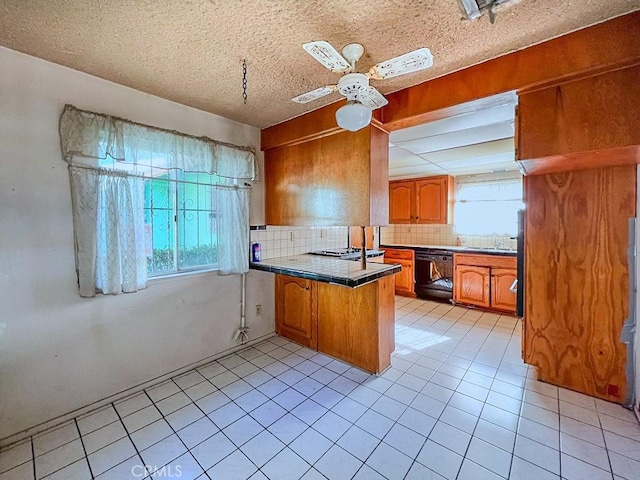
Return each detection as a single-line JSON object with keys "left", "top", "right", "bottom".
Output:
{"left": 251, "top": 255, "right": 400, "bottom": 374}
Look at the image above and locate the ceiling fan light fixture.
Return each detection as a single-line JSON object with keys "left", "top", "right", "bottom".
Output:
{"left": 335, "top": 101, "right": 372, "bottom": 132}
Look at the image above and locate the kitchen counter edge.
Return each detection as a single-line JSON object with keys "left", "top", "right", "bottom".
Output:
{"left": 250, "top": 259, "right": 401, "bottom": 288}
{"left": 380, "top": 243, "right": 517, "bottom": 257}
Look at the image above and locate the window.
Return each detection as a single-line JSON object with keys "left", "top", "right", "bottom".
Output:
{"left": 454, "top": 173, "right": 523, "bottom": 236}
{"left": 60, "top": 104, "right": 256, "bottom": 297}
{"left": 144, "top": 172, "right": 221, "bottom": 276}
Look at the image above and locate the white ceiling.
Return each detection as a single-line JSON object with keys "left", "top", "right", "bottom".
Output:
{"left": 388, "top": 94, "right": 518, "bottom": 178}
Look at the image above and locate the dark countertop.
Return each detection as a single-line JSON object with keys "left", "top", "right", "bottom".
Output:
{"left": 250, "top": 254, "right": 401, "bottom": 287}
{"left": 380, "top": 243, "right": 517, "bottom": 257}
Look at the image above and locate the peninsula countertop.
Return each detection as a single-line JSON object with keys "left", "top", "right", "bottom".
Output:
{"left": 249, "top": 254, "right": 401, "bottom": 287}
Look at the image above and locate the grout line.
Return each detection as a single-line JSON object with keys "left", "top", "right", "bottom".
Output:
{"left": 30, "top": 437, "right": 36, "bottom": 480}
{"left": 73, "top": 418, "right": 95, "bottom": 480}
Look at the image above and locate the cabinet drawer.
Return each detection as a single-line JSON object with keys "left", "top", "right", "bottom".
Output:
{"left": 383, "top": 248, "right": 414, "bottom": 260}
{"left": 454, "top": 253, "right": 516, "bottom": 269}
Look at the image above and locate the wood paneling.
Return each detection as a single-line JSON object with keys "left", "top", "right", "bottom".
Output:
{"left": 349, "top": 226, "right": 374, "bottom": 249}
{"left": 380, "top": 12, "right": 640, "bottom": 131}
{"left": 317, "top": 276, "right": 395, "bottom": 373}
{"left": 518, "top": 145, "right": 640, "bottom": 176}
{"left": 275, "top": 275, "right": 317, "bottom": 349}
{"left": 264, "top": 125, "right": 389, "bottom": 226}
{"left": 518, "top": 65, "right": 640, "bottom": 172}
{"left": 524, "top": 166, "right": 636, "bottom": 402}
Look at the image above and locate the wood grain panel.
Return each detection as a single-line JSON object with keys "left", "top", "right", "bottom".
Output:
{"left": 380, "top": 12, "right": 640, "bottom": 131}
{"left": 349, "top": 226, "right": 374, "bottom": 249}
{"left": 518, "top": 145, "right": 640, "bottom": 176}
{"left": 264, "top": 125, "right": 389, "bottom": 226}
{"left": 518, "top": 65, "right": 640, "bottom": 162}
{"left": 524, "top": 166, "right": 636, "bottom": 402}
{"left": 317, "top": 281, "right": 379, "bottom": 373}
{"left": 377, "top": 275, "right": 396, "bottom": 373}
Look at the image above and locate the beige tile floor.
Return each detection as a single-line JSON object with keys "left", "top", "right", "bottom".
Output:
{"left": 1, "top": 296, "right": 639, "bottom": 480}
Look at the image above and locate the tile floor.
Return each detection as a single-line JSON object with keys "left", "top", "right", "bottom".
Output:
{"left": 2, "top": 297, "right": 640, "bottom": 480}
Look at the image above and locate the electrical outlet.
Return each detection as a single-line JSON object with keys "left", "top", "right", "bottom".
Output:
{"left": 255, "top": 304, "right": 262, "bottom": 316}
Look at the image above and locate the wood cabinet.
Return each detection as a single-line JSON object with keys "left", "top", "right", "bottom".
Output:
{"left": 453, "top": 253, "right": 517, "bottom": 313}
{"left": 275, "top": 275, "right": 317, "bottom": 349}
{"left": 517, "top": 65, "right": 640, "bottom": 175}
{"left": 454, "top": 265, "right": 490, "bottom": 308}
{"left": 264, "top": 125, "right": 389, "bottom": 226}
{"left": 389, "top": 175, "right": 453, "bottom": 224}
{"left": 389, "top": 182, "right": 413, "bottom": 223}
{"left": 274, "top": 274, "right": 395, "bottom": 373}
{"left": 491, "top": 268, "right": 518, "bottom": 312}
{"left": 383, "top": 248, "right": 415, "bottom": 296}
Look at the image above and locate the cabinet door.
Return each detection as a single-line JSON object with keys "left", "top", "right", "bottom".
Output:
{"left": 275, "top": 275, "right": 316, "bottom": 348}
{"left": 389, "top": 181, "right": 414, "bottom": 224}
{"left": 415, "top": 177, "right": 448, "bottom": 224}
{"left": 491, "top": 269, "right": 517, "bottom": 313}
{"left": 454, "top": 265, "right": 490, "bottom": 307}
{"left": 385, "top": 257, "right": 414, "bottom": 295}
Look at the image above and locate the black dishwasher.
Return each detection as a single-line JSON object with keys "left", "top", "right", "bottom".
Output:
{"left": 415, "top": 249, "right": 454, "bottom": 302}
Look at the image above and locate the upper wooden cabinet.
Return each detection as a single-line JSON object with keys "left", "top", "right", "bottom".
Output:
{"left": 264, "top": 125, "right": 389, "bottom": 226}
{"left": 517, "top": 64, "right": 640, "bottom": 175}
{"left": 389, "top": 175, "right": 453, "bottom": 224}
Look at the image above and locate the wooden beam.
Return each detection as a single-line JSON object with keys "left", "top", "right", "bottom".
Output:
{"left": 381, "top": 11, "right": 640, "bottom": 130}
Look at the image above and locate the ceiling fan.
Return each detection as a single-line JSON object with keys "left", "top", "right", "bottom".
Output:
{"left": 292, "top": 41, "right": 433, "bottom": 131}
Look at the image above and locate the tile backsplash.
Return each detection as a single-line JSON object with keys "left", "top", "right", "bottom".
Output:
{"left": 380, "top": 224, "right": 517, "bottom": 250}
{"left": 250, "top": 226, "right": 348, "bottom": 260}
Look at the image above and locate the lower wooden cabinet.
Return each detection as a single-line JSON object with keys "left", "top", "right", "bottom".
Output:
{"left": 453, "top": 253, "right": 517, "bottom": 313}
{"left": 383, "top": 248, "right": 415, "bottom": 296}
{"left": 491, "top": 268, "right": 518, "bottom": 312}
{"left": 275, "top": 275, "right": 317, "bottom": 349}
{"left": 454, "top": 265, "right": 491, "bottom": 308}
{"left": 274, "top": 274, "right": 395, "bottom": 373}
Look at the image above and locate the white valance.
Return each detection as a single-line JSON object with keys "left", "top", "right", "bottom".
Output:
{"left": 59, "top": 104, "right": 257, "bottom": 180}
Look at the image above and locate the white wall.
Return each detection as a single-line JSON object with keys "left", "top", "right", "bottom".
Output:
{"left": 0, "top": 46, "right": 275, "bottom": 441}
{"left": 636, "top": 169, "right": 640, "bottom": 421}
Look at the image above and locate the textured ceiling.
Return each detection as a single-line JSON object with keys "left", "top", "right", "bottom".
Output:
{"left": 0, "top": 0, "right": 638, "bottom": 128}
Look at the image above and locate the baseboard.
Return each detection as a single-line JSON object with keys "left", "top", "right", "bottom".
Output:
{"left": 0, "top": 332, "right": 276, "bottom": 450}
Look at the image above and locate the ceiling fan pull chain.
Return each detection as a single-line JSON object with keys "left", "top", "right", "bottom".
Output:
{"left": 242, "top": 59, "right": 248, "bottom": 105}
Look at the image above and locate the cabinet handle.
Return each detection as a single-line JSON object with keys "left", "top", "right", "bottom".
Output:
{"left": 305, "top": 286, "right": 310, "bottom": 290}
{"left": 509, "top": 279, "right": 518, "bottom": 293}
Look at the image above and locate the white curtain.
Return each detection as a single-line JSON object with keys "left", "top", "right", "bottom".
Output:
{"left": 454, "top": 173, "right": 523, "bottom": 236}
{"left": 69, "top": 167, "right": 147, "bottom": 296}
{"left": 216, "top": 182, "right": 250, "bottom": 275}
{"left": 61, "top": 105, "right": 256, "bottom": 297}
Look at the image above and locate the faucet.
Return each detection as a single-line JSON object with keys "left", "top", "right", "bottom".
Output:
{"left": 492, "top": 234, "right": 504, "bottom": 249}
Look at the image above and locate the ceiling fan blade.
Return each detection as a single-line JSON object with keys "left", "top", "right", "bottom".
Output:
{"left": 368, "top": 48, "right": 434, "bottom": 80}
{"left": 358, "top": 86, "right": 388, "bottom": 109}
{"left": 303, "top": 41, "right": 352, "bottom": 73}
{"left": 292, "top": 85, "right": 337, "bottom": 104}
